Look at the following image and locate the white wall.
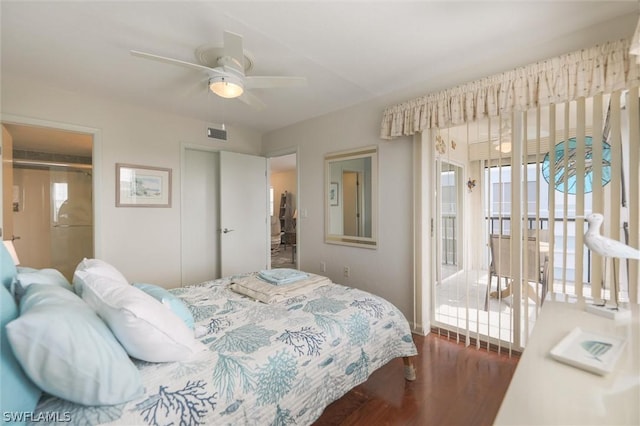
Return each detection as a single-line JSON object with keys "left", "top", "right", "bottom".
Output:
{"left": 262, "top": 99, "right": 415, "bottom": 319}
{"left": 1, "top": 75, "right": 262, "bottom": 287}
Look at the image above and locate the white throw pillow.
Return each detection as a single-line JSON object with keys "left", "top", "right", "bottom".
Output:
{"left": 77, "top": 271, "right": 205, "bottom": 362}
{"left": 73, "top": 258, "right": 129, "bottom": 296}
{"left": 6, "top": 284, "right": 144, "bottom": 405}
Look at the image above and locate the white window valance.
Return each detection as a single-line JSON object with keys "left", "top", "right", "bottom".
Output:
{"left": 380, "top": 38, "right": 640, "bottom": 139}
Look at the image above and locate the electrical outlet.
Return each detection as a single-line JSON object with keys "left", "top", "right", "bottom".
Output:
{"left": 320, "top": 261, "right": 326, "bottom": 273}
{"left": 343, "top": 266, "right": 350, "bottom": 278}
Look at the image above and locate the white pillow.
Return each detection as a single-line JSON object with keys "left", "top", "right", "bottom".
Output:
{"left": 6, "top": 284, "right": 144, "bottom": 405}
{"left": 77, "top": 271, "right": 205, "bottom": 362}
{"left": 73, "top": 258, "right": 129, "bottom": 296}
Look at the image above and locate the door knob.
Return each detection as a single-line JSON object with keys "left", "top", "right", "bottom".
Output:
{"left": 222, "top": 228, "right": 235, "bottom": 234}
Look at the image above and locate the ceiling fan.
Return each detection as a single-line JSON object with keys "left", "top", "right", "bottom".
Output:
{"left": 130, "top": 31, "right": 307, "bottom": 109}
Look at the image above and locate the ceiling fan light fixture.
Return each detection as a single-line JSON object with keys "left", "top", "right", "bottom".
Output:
{"left": 209, "top": 76, "right": 244, "bottom": 98}
{"left": 493, "top": 141, "right": 512, "bottom": 154}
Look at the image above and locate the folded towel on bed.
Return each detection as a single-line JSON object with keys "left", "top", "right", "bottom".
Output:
{"left": 230, "top": 273, "right": 331, "bottom": 304}
{"left": 257, "top": 268, "right": 309, "bottom": 285}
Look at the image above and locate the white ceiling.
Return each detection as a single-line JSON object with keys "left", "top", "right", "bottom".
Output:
{"left": 1, "top": 1, "right": 638, "bottom": 135}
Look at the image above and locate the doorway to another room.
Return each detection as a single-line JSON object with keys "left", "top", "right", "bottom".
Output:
{"left": 269, "top": 153, "right": 297, "bottom": 269}
{"left": 2, "top": 122, "right": 94, "bottom": 281}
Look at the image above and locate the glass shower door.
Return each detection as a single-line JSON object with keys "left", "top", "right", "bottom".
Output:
{"left": 50, "top": 169, "right": 93, "bottom": 280}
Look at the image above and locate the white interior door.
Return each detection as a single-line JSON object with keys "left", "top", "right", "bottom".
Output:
{"left": 1, "top": 125, "right": 14, "bottom": 240}
{"left": 182, "top": 149, "right": 220, "bottom": 285}
{"left": 220, "top": 151, "right": 268, "bottom": 276}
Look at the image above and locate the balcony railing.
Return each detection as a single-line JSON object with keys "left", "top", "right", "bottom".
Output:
{"left": 439, "top": 214, "right": 614, "bottom": 285}
{"left": 442, "top": 215, "right": 457, "bottom": 266}
{"left": 487, "top": 215, "right": 552, "bottom": 235}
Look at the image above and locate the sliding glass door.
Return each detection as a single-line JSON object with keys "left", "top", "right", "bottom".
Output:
{"left": 431, "top": 90, "right": 639, "bottom": 350}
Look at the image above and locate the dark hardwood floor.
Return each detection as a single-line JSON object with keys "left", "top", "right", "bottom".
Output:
{"left": 313, "top": 333, "right": 519, "bottom": 426}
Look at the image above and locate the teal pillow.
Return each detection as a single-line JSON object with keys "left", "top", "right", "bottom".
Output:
{"left": 134, "top": 283, "right": 195, "bottom": 330}
{"left": 15, "top": 268, "right": 73, "bottom": 301}
{"left": 0, "top": 285, "right": 41, "bottom": 425}
{"left": 1, "top": 242, "right": 17, "bottom": 292}
{"left": 6, "top": 284, "right": 144, "bottom": 405}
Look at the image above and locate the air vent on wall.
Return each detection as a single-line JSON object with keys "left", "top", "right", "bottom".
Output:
{"left": 207, "top": 127, "right": 227, "bottom": 141}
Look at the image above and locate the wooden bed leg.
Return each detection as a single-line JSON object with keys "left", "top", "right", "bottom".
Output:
{"left": 403, "top": 356, "right": 416, "bottom": 381}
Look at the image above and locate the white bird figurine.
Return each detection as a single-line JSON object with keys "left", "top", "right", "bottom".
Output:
{"left": 583, "top": 213, "right": 640, "bottom": 309}
{"left": 584, "top": 213, "right": 640, "bottom": 260}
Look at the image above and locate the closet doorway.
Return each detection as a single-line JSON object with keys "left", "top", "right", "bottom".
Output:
{"left": 181, "top": 147, "right": 269, "bottom": 285}
{"left": 269, "top": 153, "right": 297, "bottom": 269}
{"left": 1, "top": 121, "right": 94, "bottom": 280}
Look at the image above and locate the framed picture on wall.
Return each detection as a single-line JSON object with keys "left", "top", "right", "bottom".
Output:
{"left": 329, "top": 182, "right": 339, "bottom": 206}
{"left": 116, "top": 163, "right": 172, "bottom": 207}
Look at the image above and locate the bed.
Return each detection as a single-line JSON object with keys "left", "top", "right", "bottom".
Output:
{"left": 1, "top": 245, "right": 417, "bottom": 425}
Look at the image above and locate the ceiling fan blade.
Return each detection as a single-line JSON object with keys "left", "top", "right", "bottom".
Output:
{"left": 237, "top": 90, "right": 266, "bottom": 110}
{"left": 183, "top": 77, "right": 210, "bottom": 99}
{"left": 244, "top": 76, "right": 307, "bottom": 89}
{"left": 130, "top": 50, "right": 218, "bottom": 74}
{"left": 222, "top": 31, "right": 244, "bottom": 72}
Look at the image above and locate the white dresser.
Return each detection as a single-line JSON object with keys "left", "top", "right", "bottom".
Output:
{"left": 494, "top": 295, "right": 639, "bottom": 425}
